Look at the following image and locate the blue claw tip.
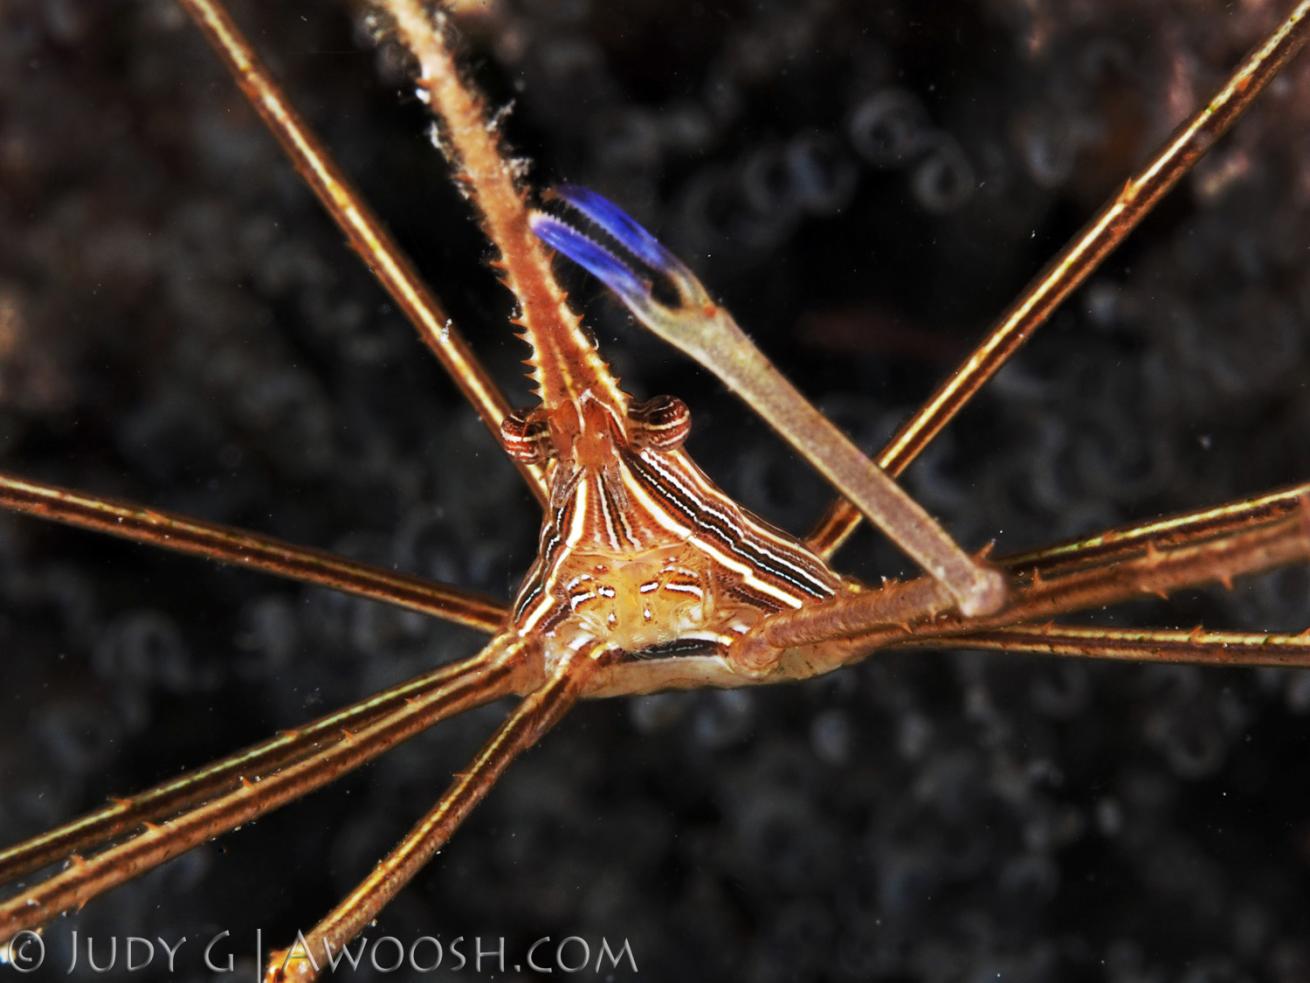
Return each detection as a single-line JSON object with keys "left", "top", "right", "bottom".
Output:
{"left": 551, "top": 185, "right": 682, "bottom": 275}
{"left": 530, "top": 213, "right": 649, "bottom": 304}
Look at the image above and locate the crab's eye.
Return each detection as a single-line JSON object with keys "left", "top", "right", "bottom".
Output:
{"left": 628, "top": 395, "right": 691, "bottom": 451}
{"left": 500, "top": 409, "right": 553, "bottom": 464}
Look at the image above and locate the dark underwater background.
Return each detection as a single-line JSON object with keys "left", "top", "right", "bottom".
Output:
{"left": 2, "top": 1, "right": 1310, "bottom": 980}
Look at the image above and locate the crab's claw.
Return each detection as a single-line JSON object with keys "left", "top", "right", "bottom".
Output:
{"left": 531, "top": 187, "right": 1008, "bottom": 623}
{"left": 529, "top": 185, "right": 715, "bottom": 338}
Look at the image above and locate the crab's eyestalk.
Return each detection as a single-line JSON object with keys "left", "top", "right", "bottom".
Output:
{"left": 628, "top": 395, "right": 692, "bottom": 451}
{"left": 500, "top": 408, "right": 554, "bottom": 465}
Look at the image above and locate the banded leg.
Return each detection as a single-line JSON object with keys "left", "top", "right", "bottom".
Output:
{"left": 265, "top": 640, "right": 614, "bottom": 983}
{"left": 0, "top": 636, "right": 533, "bottom": 941}
{"left": 806, "top": 0, "right": 1310, "bottom": 557}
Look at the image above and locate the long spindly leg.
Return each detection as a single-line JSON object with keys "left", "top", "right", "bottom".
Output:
{"left": 998, "top": 480, "right": 1310, "bottom": 578}
{"left": 873, "top": 507, "right": 1310, "bottom": 650}
{"left": 896, "top": 625, "right": 1310, "bottom": 670}
{"left": 913, "top": 488, "right": 1310, "bottom": 669}
{"left": 805, "top": 0, "right": 1310, "bottom": 558}
{"left": 736, "top": 494, "right": 1310, "bottom": 671}
{"left": 0, "top": 471, "right": 508, "bottom": 632}
{"left": 0, "top": 632, "right": 524, "bottom": 884}
{"left": 264, "top": 640, "right": 615, "bottom": 983}
{"left": 174, "top": 0, "right": 547, "bottom": 504}
{"left": 0, "top": 634, "right": 535, "bottom": 942}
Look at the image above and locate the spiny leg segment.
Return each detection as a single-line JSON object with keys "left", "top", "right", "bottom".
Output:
{"left": 857, "top": 490, "right": 1310, "bottom": 671}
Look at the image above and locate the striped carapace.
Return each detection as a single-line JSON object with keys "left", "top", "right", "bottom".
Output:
{"left": 502, "top": 386, "right": 842, "bottom": 668}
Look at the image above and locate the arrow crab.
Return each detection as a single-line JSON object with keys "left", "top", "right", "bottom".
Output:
{"left": 2, "top": 1, "right": 1310, "bottom": 979}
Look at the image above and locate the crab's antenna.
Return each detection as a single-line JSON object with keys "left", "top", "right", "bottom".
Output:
{"left": 531, "top": 188, "right": 1006, "bottom": 618}
{"left": 375, "top": 0, "right": 628, "bottom": 419}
